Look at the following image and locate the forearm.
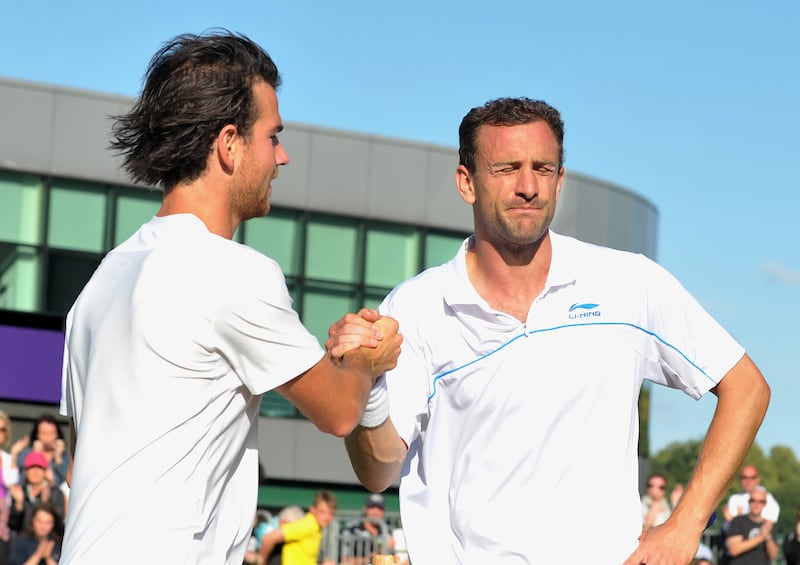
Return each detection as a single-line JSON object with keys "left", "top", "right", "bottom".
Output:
{"left": 345, "top": 417, "right": 407, "bottom": 492}
{"left": 766, "top": 536, "right": 779, "bottom": 560}
{"left": 728, "top": 535, "right": 770, "bottom": 557}
{"left": 279, "top": 350, "right": 374, "bottom": 437}
{"left": 258, "top": 534, "right": 280, "bottom": 562}
{"left": 669, "top": 355, "right": 769, "bottom": 534}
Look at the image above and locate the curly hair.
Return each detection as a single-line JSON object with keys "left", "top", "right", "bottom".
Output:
{"left": 110, "top": 30, "right": 281, "bottom": 190}
{"left": 458, "top": 97, "right": 565, "bottom": 174}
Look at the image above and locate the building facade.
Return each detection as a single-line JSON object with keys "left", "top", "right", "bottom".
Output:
{"left": 0, "top": 77, "right": 658, "bottom": 506}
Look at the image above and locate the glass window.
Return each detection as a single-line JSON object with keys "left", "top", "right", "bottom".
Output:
{"left": 48, "top": 181, "right": 108, "bottom": 252}
{"left": 362, "top": 288, "right": 390, "bottom": 310}
{"left": 260, "top": 391, "right": 298, "bottom": 418}
{"left": 45, "top": 252, "right": 102, "bottom": 313}
{"left": 114, "top": 189, "right": 161, "bottom": 245}
{"left": 301, "top": 283, "right": 357, "bottom": 345}
{"left": 305, "top": 217, "right": 359, "bottom": 283}
{"left": 424, "top": 232, "right": 467, "bottom": 269}
{"left": 0, "top": 244, "right": 41, "bottom": 312}
{"left": 0, "top": 171, "right": 44, "bottom": 245}
{"left": 365, "top": 224, "right": 420, "bottom": 288}
{"left": 245, "top": 210, "right": 301, "bottom": 276}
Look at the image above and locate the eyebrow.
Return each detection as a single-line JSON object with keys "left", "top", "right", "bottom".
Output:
{"left": 489, "top": 159, "right": 558, "bottom": 168}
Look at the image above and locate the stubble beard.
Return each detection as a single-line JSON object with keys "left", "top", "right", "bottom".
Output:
{"left": 232, "top": 173, "right": 271, "bottom": 222}
{"left": 492, "top": 204, "right": 554, "bottom": 251}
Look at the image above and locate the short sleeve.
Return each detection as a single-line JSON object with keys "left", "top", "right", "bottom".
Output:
{"left": 216, "top": 254, "right": 323, "bottom": 395}
{"left": 281, "top": 513, "right": 318, "bottom": 543}
{"left": 639, "top": 257, "right": 744, "bottom": 398}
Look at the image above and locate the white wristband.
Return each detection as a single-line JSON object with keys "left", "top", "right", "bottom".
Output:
{"left": 359, "top": 376, "right": 389, "bottom": 428}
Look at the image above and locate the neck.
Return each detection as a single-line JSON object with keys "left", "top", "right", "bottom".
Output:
{"left": 465, "top": 232, "right": 552, "bottom": 323}
{"left": 158, "top": 182, "right": 238, "bottom": 239}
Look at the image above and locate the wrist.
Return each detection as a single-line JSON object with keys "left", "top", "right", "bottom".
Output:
{"left": 359, "top": 376, "right": 389, "bottom": 428}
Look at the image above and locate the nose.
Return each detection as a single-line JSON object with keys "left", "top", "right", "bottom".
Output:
{"left": 516, "top": 167, "right": 538, "bottom": 201}
{"left": 276, "top": 141, "right": 290, "bottom": 166}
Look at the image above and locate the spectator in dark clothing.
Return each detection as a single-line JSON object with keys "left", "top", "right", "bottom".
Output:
{"left": 341, "top": 494, "right": 392, "bottom": 565}
{"left": 7, "top": 453, "right": 65, "bottom": 537}
{"left": 784, "top": 505, "right": 800, "bottom": 565}
{"left": 8, "top": 503, "right": 62, "bottom": 565}
{"left": 15, "top": 416, "right": 68, "bottom": 490}
{"left": 725, "top": 486, "right": 778, "bottom": 565}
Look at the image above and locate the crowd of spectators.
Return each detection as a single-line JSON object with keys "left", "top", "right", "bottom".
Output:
{"left": 0, "top": 412, "right": 69, "bottom": 565}
{"left": 245, "top": 492, "right": 408, "bottom": 565}
{"left": 4, "top": 411, "right": 797, "bottom": 565}
{"left": 641, "top": 464, "right": 800, "bottom": 565}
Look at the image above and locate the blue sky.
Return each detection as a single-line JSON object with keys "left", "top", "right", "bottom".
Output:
{"left": 2, "top": 1, "right": 798, "bottom": 456}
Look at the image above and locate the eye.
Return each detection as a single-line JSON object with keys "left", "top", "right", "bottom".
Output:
{"left": 490, "top": 165, "right": 518, "bottom": 175}
{"left": 270, "top": 135, "right": 280, "bottom": 147}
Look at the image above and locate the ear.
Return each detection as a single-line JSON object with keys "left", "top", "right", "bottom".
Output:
{"left": 455, "top": 164, "right": 476, "bottom": 205}
{"left": 555, "top": 166, "right": 565, "bottom": 202}
{"left": 216, "top": 124, "right": 240, "bottom": 172}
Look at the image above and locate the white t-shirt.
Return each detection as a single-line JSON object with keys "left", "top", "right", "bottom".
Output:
{"left": 381, "top": 232, "right": 744, "bottom": 564}
{"left": 727, "top": 491, "right": 780, "bottom": 523}
{"left": 59, "top": 214, "right": 323, "bottom": 565}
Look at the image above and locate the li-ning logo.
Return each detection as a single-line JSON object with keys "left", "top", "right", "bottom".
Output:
{"left": 568, "top": 302, "right": 601, "bottom": 319}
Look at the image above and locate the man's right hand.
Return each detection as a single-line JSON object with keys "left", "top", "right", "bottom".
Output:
{"left": 326, "top": 308, "right": 383, "bottom": 358}
{"left": 327, "top": 309, "right": 402, "bottom": 378}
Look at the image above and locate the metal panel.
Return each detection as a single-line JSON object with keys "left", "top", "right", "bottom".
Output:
{"left": 0, "top": 81, "right": 55, "bottom": 173}
{"left": 423, "top": 148, "right": 472, "bottom": 232}
{"left": 50, "top": 92, "right": 127, "bottom": 184}
{"left": 365, "top": 140, "right": 428, "bottom": 224}
{"left": 306, "top": 130, "right": 370, "bottom": 216}
{"left": 271, "top": 125, "right": 311, "bottom": 209}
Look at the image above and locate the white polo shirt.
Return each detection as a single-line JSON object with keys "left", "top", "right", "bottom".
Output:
{"left": 60, "top": 214, "right": 323, "bottom": 565}
{"left": 381, "top": 231, "right": 744, "bottom": 565}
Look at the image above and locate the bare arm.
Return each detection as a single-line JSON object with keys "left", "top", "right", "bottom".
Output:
{"left": 277, "top": 316, "right": 401, "bottom": 438}
{"left": 345, "top": 417, "right": 408, "bottom": 492}
{"left": 258, "top": 527, "right": 286, "bottom": 563}
{"left": 727, "top": 521, "right": 778, "bottom": 559}
{"left": 624, "top": 354, "right": 770, "bottom": 565}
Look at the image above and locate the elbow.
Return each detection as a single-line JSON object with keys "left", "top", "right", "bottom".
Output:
{"left": 314, "top": 405, "right": 362, "bottom": 438}
{"left": 357, "top": 472, "right": 395, "bottom": 494}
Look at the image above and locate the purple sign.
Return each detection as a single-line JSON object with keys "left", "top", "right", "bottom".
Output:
{"left": 0, "top": 324, "right": 64, "bottom": 404}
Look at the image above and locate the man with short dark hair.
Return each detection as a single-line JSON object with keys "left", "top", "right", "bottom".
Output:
{"left": 341, "top": 493, "right": 393, "bottom": 564}
{"left": 726, "top": 486, "right": 779, "bottom": 565}
{"left": 336, "top": 97, "right": 771, "bottom": 564}
{"left": 58, "top": 31, "right": 401, "bottom": 565}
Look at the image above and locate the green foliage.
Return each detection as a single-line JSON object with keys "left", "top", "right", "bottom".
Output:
{"left": 650, "top": 440, "right": 800, "bottom": 535}
{"left": 638, "top": 384, "right": 650, "bottom": 458}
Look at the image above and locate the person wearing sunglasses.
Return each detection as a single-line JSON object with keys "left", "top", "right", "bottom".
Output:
{"left": 641, "top": 473, "right": 682, "bottom": 531}
{"left": 725, "top": 486, "right": 778, "bottom": 565}
{"left": 723, "top": 465, "right": 780, "bottom": 525}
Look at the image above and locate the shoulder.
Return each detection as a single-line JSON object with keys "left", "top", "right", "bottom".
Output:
{"left": 381, "top": 260, "right": 454, "bottom": 315}
{"left": 552, "top": 232, "right": 661, "bottom": 280}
